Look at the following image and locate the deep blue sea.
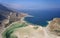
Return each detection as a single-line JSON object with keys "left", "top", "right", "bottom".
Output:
{"left": 20, "top": 9, "right": 60, "bottom": 26}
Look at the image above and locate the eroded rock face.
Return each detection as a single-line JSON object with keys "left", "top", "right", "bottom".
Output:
{"left": 47, "top": 18, "right": 60, "bottom": 36}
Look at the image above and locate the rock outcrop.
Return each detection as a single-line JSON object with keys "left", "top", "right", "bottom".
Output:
{"left": 46, "top": 18, "right": 60, "bottom": 38}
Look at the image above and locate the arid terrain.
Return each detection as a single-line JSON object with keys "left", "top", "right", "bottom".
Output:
{"left": 0, "top": 18, "right": 60, "bottom": 38}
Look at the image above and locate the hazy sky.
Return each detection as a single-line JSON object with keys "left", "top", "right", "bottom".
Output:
{"left": 0, "top": 0, "right": 60, "bottom": 10}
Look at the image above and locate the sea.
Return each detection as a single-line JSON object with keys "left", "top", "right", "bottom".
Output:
{"left": 20, "top": 9, "right": 60, "bottom": 27}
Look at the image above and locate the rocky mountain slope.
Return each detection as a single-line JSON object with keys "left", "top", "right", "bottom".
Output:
{"left": 0, "top": 4, "right": 14, "bottom": 21}
{"left": 0, "top": 4, "right": 19, "bottom": 28}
